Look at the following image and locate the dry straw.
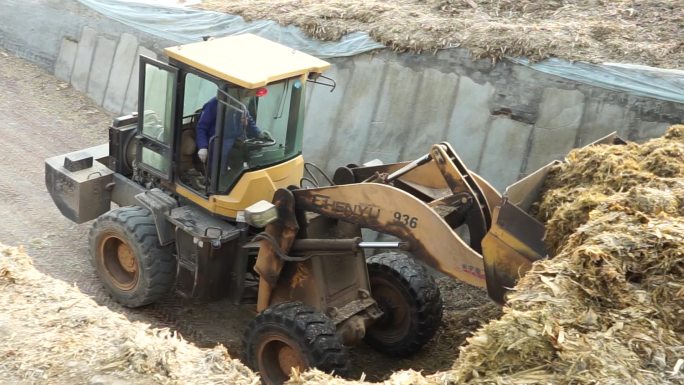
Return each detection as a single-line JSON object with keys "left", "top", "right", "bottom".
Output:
{"left": 0, "top": 245, "right": 260, "bottom": 385}
{"left": 198, "top": 0, "right": 682, "bottom": 68}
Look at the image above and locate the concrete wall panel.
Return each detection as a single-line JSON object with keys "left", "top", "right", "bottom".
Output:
{"left": 479, "top": 118, "right": 533, "bottom": 190}
{"left": 361, "top": 61, "right": 423, "bottom": 165}
{"left": 524, "top": 88, "right": 586, "bottom": 174}
{"left": 103, "top": 33, "right": 139, "bottom": 113}
{"left": 71, "top": 27, "right": 97, "bottom": 93}
{"left": 635, "top": 120, "right": 671, "bottom": 140}
{"left": 54, "top": 38, "right": 78, "bottom": 82}
{"left": 403, "top": 68, "right": 460, "bottom": 160}
{"left": 446, "top": 76, "right": 495, "bottom": 170}
{"left": 577, "top": 100, "right": 630, "bottom": 145}
{"left": 324, "top": 57, "right": 387, "bottom": 168}
{"left": 86, "top": 36, "right": 117, "bottom": 105}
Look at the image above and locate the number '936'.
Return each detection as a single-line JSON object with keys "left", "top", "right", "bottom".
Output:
{"left": 394, "top": 212, "right": 418, "bottom": 228}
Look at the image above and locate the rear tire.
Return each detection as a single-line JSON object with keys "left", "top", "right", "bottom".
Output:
{"left": 243, "top": 302, "right": 349, "bottom": 385}
{"left": 364, "top": 252, "right": 443, "bottom": 357}
{"left": 89, "top": 206, "right": 175, "bottom": 307}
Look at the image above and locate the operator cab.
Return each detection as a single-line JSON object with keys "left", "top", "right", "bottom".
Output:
{"left": 135, "top": 34, "right": 330, "bottom": 218}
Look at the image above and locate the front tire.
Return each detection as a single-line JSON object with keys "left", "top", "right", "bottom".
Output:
{"left": 88, "top": 206, "right": 175, "bottom": 307}
{"left": 243, "top": 302, "right": 349, "bottom": 385}
{"left": 364, "top": 252, "right": 443, "bottom": 357}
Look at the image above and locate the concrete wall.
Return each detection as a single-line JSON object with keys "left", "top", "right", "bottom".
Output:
{"left": 2, "top": 0, "right": 682, "bottom": 191}
{"left": 303, "top": 52, "right": 682, "bottom": 190}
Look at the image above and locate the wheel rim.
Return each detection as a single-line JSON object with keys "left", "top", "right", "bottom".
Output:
{"left": 256, "top": 332, "right": 307, "bottom": 384}
{"left": 369, "top": 275, "right": 411, "bottom": 344}
{"left": 99, "top": 233, "right": 139, "bottom": 291}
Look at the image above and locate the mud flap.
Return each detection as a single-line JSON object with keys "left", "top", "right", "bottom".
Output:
{"left": 135, "top": 188, "right": 178, "bottom": 246}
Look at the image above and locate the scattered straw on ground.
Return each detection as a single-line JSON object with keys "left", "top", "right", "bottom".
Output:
{"left": 198, "top": 0, "right": 683, "bottom": 68}
{"left": 0, "top": 244, "right": 258, "bottom": 385}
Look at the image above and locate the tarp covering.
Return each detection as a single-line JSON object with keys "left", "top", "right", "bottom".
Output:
{"left": 79, "top": 0, "right": 683, "bottom": 104}
{"left": 510, "top": 57, "right": 684, "bottom": 104}
{"left": 77, "top": 0, "right": 385, "bottom": 58}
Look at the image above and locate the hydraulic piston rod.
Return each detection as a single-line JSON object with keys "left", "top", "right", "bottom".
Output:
{"left": 358, "top": 241, "right": 405, "bottom": 249}
{"left": 290, "top": 238, "right": 409, "bottom": 252}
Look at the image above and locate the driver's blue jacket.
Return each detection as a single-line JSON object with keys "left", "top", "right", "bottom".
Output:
{"left": 196, "top": 97, "right": 261, "bottom": 152}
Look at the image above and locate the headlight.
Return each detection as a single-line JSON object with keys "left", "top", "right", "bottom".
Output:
{"left": 244, "top": 200, "right": 278, "bottom": 228}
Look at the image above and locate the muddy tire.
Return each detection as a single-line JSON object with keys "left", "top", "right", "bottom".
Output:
{"left": 364, "top": 252, "right": 443, "bottom": 357}
{"left": 244, "top": 302, "right": 349, "bottom": 385}
{"left": 88, "top": 206, "right": 175, "bottom": 308}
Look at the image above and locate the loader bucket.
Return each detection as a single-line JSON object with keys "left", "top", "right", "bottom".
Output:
{"left": 481, "top": 132, "right": 627, "bottom": 304}
{"left": 481, "top": 163, "right": 552, "bottom": 304}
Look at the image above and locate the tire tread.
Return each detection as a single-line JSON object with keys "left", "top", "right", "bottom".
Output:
{"left": 88, "top": 206, "right": 175, "bottom": 307}
{"left": 365, "top": 251, "right": 443, "bottom": 357}
{"left": 243, "top": 302, "right": 350, "bottom": 383}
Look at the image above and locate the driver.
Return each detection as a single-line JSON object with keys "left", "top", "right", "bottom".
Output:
{"left": 195, "top": 95, "right": 272, "bottom": 168}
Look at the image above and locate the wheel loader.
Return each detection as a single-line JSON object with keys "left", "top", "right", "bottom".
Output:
{"left": 45, "top": 34, "right": 624, "bottom": 384}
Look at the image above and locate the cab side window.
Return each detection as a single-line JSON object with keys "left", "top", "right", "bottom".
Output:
{"left": 177, "top": 72, "right": 218, "bottom": 192}
{"left": 141, "top": 65, "right": 174, "bottom": 145}
{"left": 183, "top": 73, "right": 218, "bottom": 118}
{"left": 137, "top": 59, "right": 177, "bottom": 178}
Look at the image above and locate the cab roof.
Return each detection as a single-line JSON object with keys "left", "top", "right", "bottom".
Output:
{"left": 164, "top": 34, "right": 331, "bottom": 89}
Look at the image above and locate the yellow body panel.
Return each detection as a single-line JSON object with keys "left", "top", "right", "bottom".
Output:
{"left": 164, "top": 34, "right": 330, "bottom": 89}
{"left": 175, "top": 156, "right": 304, "bottom": 218}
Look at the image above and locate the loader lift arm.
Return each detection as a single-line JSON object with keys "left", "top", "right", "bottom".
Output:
{"left": 293, "top": 182, "right": 488, "bottom": 288}
{"left": 333, "top": 142, "right": 499, "bottom": 252}
{"left": 254, "top": 143, "right": 546, "bottom": 307}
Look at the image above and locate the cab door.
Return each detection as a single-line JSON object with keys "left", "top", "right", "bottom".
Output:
{"left": 136, "top": 56, "right": 178, "bottom": 180}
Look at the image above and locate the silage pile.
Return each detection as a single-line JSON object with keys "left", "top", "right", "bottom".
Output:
{"left": 198, "top": 0, "right": 682, "bottom": 68}
{"left": 287, "top": 127, "right": 684, "bottom": 384}
{"left": 0, "top": 244, "right": 259, "bottom": 385}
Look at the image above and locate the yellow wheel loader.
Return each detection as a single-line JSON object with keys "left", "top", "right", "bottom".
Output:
{"left": 45, "top": 34, "right": 624, "bottom": 384}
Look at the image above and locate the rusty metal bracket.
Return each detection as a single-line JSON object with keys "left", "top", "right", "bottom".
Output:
{"left": 254, "top": 188, "right": 300, "bottom": 311}
{"left": 328, "top": 295, "right": 380, "bottom": 325}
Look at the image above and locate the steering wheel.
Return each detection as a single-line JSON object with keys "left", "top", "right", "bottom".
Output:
{"left": 243, "top": 136, "right": 277, "bottom": 149}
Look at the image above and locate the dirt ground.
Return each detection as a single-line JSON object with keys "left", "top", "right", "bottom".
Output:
{"left": 0, "top": 49, "right": 496, "bottom": 382}
{"left": 198, "top": 0, "right": 683, "bottom": 68}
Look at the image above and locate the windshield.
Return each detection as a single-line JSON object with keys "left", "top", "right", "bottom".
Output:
{"left": 215, "top": 77, "right": 304, "bottom": 193}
